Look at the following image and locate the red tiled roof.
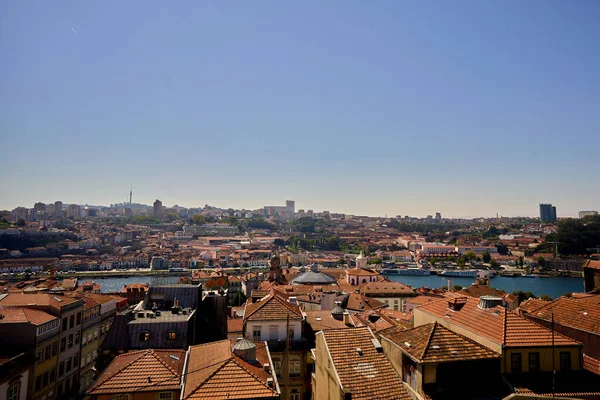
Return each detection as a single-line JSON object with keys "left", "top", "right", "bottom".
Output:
{"left": 87, "top": 349, "right": 186, "bottom": 395}
{"left": 184, "top": 339, "right": 277, "bottom": 399}
{"left": 244, "top": 294, "right": 302, "bottom": 322}
{"left": 358, "top": 281, "right": 415, "bottom": 296}
{"left": 0, "top": 293, "right": 80, "bottom": 310}
{"left": 0, "top": 307, "right": 58, "bottom": 325}
{"left": 320, "top": 327, "right": 411, "bottom": 400}
{"left": 584, "top": 260, "right": 600, "bottom": 270}
{"left": 380, "top": 322, "right": 500, "bottom": 363}
{"left": 416, "top": 296, "right": 582, "bottom": 348}
{"left": 526, "top": 294, "right": 600, "bottom": 336}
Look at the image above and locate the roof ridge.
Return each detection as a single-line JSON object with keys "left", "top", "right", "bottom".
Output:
{"left": 149, "top": 350, "right": 182, "bottom": 378}
{"left": 229, "top": 358, "right": 278, "bottom": 394}
{"left": 420, "top": 322, "right": 437, "bottom": 360}
{"left": 89, "top": 350, "right": 149, "bottom": 392}
{"left": 502, "top": 306, "right": 508, "bottom": 344}
{"left": 184, "top": 359, "right": 229, "bottom": 398}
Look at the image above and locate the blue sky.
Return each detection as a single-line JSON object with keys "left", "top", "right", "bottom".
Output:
{"left": 1, "top": 1, "right": 599, "bottom": 217}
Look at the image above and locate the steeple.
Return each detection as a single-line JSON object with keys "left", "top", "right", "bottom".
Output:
{"left": 129, "top": 186, "right": 133, "bottom": 205}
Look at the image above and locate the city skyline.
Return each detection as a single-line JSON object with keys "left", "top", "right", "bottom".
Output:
{"left": 3, "top": 193, "right": 598, "bottom": 219}
{"left": 2, "top": 1, "right": 599, "bottom": 218}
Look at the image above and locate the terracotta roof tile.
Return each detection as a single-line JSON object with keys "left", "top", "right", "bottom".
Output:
{"left": 358, "top": 281, "right": 415, "bottom": 296}
{"left": 305, "top": 310, "right": 349, "bottom": 331}
{"left": 0, "top": 293, "right": 80, "bottom": 310}
{"left": 87, "top": 349, "right": 186, "bottom": 395}
{"left": 320, "top": 327, "right": 411, "bottom": 400}
{"left": 0, "top": 307, "right": 58, "bottom": 325}
{"left": 416, "top": 296, "right": 582, "bottom": 348}
{"left": 380, "top": 322, "right": 500, "bottom": 363}
{"left": 526, "top": 295, "right": 600, "bottom": 335}
{"left": 184, "top": 339, "right": 278, "bottom": 399}
{"left": 244, "top": 294, "right": 302, "bottom": 322}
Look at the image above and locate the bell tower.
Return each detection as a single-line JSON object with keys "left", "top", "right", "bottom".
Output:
{"left": 269, "top": 254, "right": 282, "bottom": 283}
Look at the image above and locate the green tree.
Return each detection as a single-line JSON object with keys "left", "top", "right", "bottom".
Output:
{"left": 490, "top": 260, "right": 500, "bottom": 269}
{"left": 339, "top": 257, "right": 345, "bottom": 266}
{"left": 539, "top": 294, "right": 552, "bottom": 301}
{"left": 16, "top": 219, "right": 26, "bottom": 227}
{"left": 562, "top": 292, "right": 573, "bottom": 298}
{"left": 513, "top": 290, "right": 537, "bottom": 304}
{"left": 536, "top": 256, "right": 546, "bottom": 267}
{"left": 453, "top": 285, "right": 464, "bottom": 291}
{"left": 456, "top": 257, "right": 466, "bottom": 268}
{"left": 166, "top": 213, "right": 179, "bottom": 222}
{"left": 464, "top": 251, "right": 476, "bottom": 261}
{"left": 482, "top": 251, "right": 491, "bottom": 263}
{"left": 230, "top": 291, "right": 247, "bottom": 307}
{"left": 190, "top": 214, "right": 206, "bottom": 225}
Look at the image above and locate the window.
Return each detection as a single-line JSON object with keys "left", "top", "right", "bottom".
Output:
{"left": 43, "top": 371, "right": 49, "bottom": 387}
{"left": 290, "top": 389, "right": 300, "bottom": 400}
{"left": 253, "top": 328, "right": 262, "bottom": 341}
{"left": 52, "top": 342, "right": 58, "bottom": 356}
{"left": 36, "top": 350, "right": 43, "bottom": 364}
{"left": 7, "top": 381, "right": 20, "bottom": 400}
{"left": 59, "top": 361, "right": 65, "bottom": 377}
{"left": 49, "top": 367, "right": 55, "bottom": 383}
{"left": 74, "top": 353, "right": 79, "bottom": 369}
{"left": 139, "top": 332, "right": 151, "bottom": 341}
{"left": 62, "top": 318, "right": 67, "bottom": 332}
{"left": 68, "top": 334, "right": 74, "bottom": 348}
{"left": 94, "top": 328, "right": 99, "bottom": 339}
{"left": 69, "top": 315, "right": 75, "bottom": 329}
{"left": 82, "top": 332, "right": 87, "bottom": 346}
{"left": 57, "top": 383, "right": 63, "bottom": 396}
{"left": 158, "top": 392, "right": 173, "bottom": 400}
{"left": 269, "top": 325, "right": 278, "bottom": 340}
{"left": 45, "top": 345, "right": 51, "bottom": 360}
{"left": 560, "top": 352, "right": 572, "bottom": 371}
{"left": 66, "top": 357, "right": 72, "bottom": 372}
{"left": 166, "top": 331, "right": 177, "bottom": 340}
{"left": 75, "top": 332, "right": 80, "bottom": 344}
{"left": 86, "top": 353, "right": 92, "bottom": 366}
{"left": 290, "top": 360, "right": 301, "bottom": 377}
{"left": 274, "top": 361, "right": 282, "bottom": 376}
{"left": 510, "top": 353, "right": 522, "bottom": 373}
{"left": 35, "top": 376, "right": 41, "bottom": 392}
{"left": 100, "top": 325, "right": 105, "bottom": 335}
{"left": 76, "top": 312, "right": 81, "bottom": 325}
{"left": 60, "top": 338, "right": 66, "bottom": 352}
{"left": 528, "top": 352, "right": 540, "bottom": 373}
{"left": 289, "top": 326, "right": 295, "bottom": 341}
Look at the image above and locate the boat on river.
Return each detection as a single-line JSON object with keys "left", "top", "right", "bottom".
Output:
{"left": 382, "top": 268, "right": 432, "bottom": 276}
{"left": 438, "top": 269, "right": 496, "bottom": 278}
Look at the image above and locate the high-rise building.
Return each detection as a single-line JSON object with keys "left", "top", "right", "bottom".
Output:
{"left": 153, "top": 199, "right": 163, "bottom": 218}
{"left": 579, "top": 211, "right": 598, "bottom": 219}
{"left": 54, "top": 201, "right": 63, "bottom": 218}
{"left": 540, "top": 203, "right": 557, "bottom": 223}
{"left": 286, "top": 200, "right": 295, "bottom": 215}
{"left": 435, "top": 212, "right": 442, "bottom": 220}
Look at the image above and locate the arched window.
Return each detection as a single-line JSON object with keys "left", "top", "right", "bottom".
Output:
{"left": 362, "top": 279, "right": 367, "bottom": 284}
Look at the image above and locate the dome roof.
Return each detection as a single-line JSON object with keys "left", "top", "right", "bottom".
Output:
{"left": 232, "top": 337, "right": 256, "bottom": 352}
{"left": 331, "top": 304, "right": 344, "bottom": 315}
{"left": 290, "top": 270, "right": 337, "bottom": 285}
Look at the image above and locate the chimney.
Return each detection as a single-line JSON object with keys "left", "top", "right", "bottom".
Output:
{"left": 447, "top": 278, "right": 452, "bottom": 292}
{"left": 343, "top": 311, "right": 351, "bottom": 326}
{"left": 447, "top": 296, "right": 467, "bottom": 311}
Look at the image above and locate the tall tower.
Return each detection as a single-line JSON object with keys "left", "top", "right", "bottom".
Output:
{"left": 130, "top": 187, "right": 133, "bottom": 205}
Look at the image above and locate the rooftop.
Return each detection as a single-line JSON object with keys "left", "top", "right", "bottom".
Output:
{"left": 183, "top": 339, "right": 278, "bottom": 399}
{"left": 87, "top": 349, "right": 186, "bottom": 395}
{"left": 319, "top": 327, "right": 411, "bottom": 400}
{"left": 380, "top": 322, "right": 501, "bottom": 364}
{"left": 244, "top": 294, "right": 303, "bottom": 322}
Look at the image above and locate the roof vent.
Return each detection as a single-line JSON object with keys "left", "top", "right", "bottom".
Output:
{"left": 263, "top": 363, "right": 270, "bottom": 372}
{"left": 356, "top": 348, "right": 363, "bottom": 356}
{"left": 404, "top": 342, "right": 411, "bottom": 348}
{"left": 432, "top": 345, "right": 441, "bottom": 349}
{"left": 267, "top": 377, "right": 274, "bottom": 388}
{"left": 170, "top": 355, "right": 180, "bottom": 361}
{"left": 233, "top": 337, "right": 257, "bottom": 362}
{"left": 479, "top": 296, "right": 503, "bottom": 309}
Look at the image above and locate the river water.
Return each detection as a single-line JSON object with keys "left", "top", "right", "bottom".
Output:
{"left": 387, "top": 274, "right": 584, "bottom": 299}
{"left": 94, "top": 274, "right": 583, "bottom": 299}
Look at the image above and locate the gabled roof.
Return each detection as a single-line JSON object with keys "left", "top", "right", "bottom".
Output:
{"left": 0, "top": 293, "right": 81, "bottom": 310}
{"left": 525, "top": 294, "right": 600, "bottom": 335}
{"left": 338, "top": 293, "right": 386, "bottom": 312}
{"left": 416, "top": 296, "right": 582, "bottom": 348}
{"left": 87, "top": 349, "right": 186, "bottom": 395}
{"left": 380, "top": 322, "right": 500, "bottom": 363}
{"left": 518, "top": 297, "right": 551, "bottom": 314}
{"left": 244, "top": 294, "right": 302, "bottom": 321}
{"left": 0, "top": 307, "right": 58, "bottom": 325}
{"left": 583, "top": 260, "right": 600, "bottom": 270}
{"left": 346, "top": 267, "right": 379, "bottom": 276}
{"left": 184, "top": 339, "right": 278, "bottom": 399}
{"left": 358, "top": 281, "right": 415, "bottom": 296}
{"left": 319, "top": 327, "right": 411, "bottom": 400}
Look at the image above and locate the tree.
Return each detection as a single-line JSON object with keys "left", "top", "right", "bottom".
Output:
{"left": 453, "top": 285, "right": 464, "bottom": 291}
{"left": 513, "top": 290, "right": 537, "bottom": 304}
{"left": 464, "top": 251, "right": 476, "bottom": 261}
{"left": 490, "top": 260, "right": 500, "bottom": 269}
{"left": 536, "top": 256, "right": 546, "bottom": 267}
{"left": 518, "top": 256, "right": 524, "bottom": 267}
{"left": 16, "top": 219, "right": 26, "bottom": 227}
{"left": 166, "top": 213, "right": 179, "bottom": 222}
{"left": 481, "top": 251, "right": 491, "bottom": 263}
{"left": 273, "top": 238, "right": 285, "bottom": 247}
{"left": 562, "top": 292, "right": 573, "bottom": 298}
{"left": 456, "top": 257, "right": 466, "bottom": 268}
{"left": 230, "top": 291, "right": 247, "bottom": 307}
{"left": 190, "top": 214, "right": 206, "bottom": 225}
{"left": 496, "top": 243, "right": 509, "bottom": 255}
{"left": 339, "top": 257, "right": 345, "bottom": 266}
{"left": 540, "top": 294, "right": 552, "bottom": 301}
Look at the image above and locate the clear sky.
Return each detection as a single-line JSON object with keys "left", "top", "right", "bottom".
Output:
{"left": 1, "top": 1, "right": 599, "bottom": 218}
